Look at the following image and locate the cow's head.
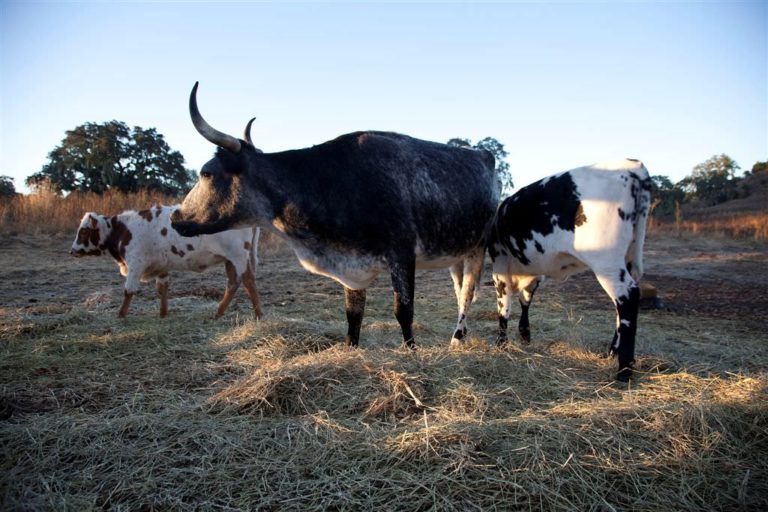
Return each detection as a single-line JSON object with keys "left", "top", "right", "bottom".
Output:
{"left": 70, "top": 212, "right": 110, "bottom": 256}
{"left": 171, "top": 83, "right": 270, "bottom": 237}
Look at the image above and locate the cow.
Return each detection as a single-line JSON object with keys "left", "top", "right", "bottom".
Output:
{"left": 171, "top": 83, "right": 499, "bottom": 349}
{"left": 70, "top": 205, "right": 262, "bottom": 319}
{"left": 488, "top": 159, "right": 652, "bottom": 381}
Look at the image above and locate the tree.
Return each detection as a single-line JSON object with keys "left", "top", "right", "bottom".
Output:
{"left": 26, "top": 121, "right": 195, "bottom": 195}
{"left": 0, "top": 175, "right": 17, "bottom": 197}
{"left": 750, "top": 160, "right": 768, "bottom": 176}
{"left": 649, "top": 175, "right": 683, "bottom": 217}
{"left": 447, "top": 137, "right": 512, "bottom": 194}
{"left": 677, "top": 154, "right": 741, "bottom": 206}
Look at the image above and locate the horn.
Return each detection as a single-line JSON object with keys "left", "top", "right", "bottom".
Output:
{"left": 243, "top": 117, "right": 256, "bottom": 145}
{"left": 189, "top": 82, "right": 241, "bottom": 153}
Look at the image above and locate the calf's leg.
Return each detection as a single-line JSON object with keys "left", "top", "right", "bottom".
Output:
{"left": 156, "top": 273, "right": 169, "bottom": 318}
{"left": 216, "top": 261, "right": 241, "bottom": 317}
{"left": 118, "top": 269, "right": 141, "bottom": 318}
{"left": 241, "top": 264, "right": 263, "bottom": 319}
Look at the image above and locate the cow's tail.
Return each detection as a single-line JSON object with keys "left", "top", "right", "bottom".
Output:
{"left": 629, "top": 163, "right": 652, "bottom": 282}
{"left": 249, "top": 227, "right": 261, "bottom": 273}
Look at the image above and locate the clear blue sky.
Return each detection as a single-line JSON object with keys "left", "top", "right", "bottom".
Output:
{"left": 1, "top": 1, "right": 766, "bottom": 194}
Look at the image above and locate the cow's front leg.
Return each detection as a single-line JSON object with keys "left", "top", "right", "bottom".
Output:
{"left": 344, "top": 287, "right": 367, "bottom": 347}
{"left": 389, "top": 255, "right": 416, "bottom": 349}
{"left": 449, "top": 249, "right": 484, "bottom": 346}
{"left": 119, "top": 269, "right": 141, "bottom": 318}
{"left": 595, "top": 269, "right": 641, "bottom": 382}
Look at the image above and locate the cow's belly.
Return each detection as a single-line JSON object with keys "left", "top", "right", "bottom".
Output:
{"left": 180, "top": 252, "right": 227, "bottom": 272}
{"left": 293, "top": 246, "right": 385, "bottom": 290}
{"left": 293, "top": 244, "right": 473, "bottom": 289}
{"left": 503, "top": 251, "right": 589, "bottom": 281}
{"left": 414, "top": 253, "right": 466, "bottom": 270}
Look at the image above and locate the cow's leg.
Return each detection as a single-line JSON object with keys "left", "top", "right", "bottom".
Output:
{"left": 518, "top": 277, "right": 540, "bottom": 343}
{"left": 344, "top": 287, "right": 367, "bottom": 347}
{"left": 594, "top": 269, "right": 641, "bottom": 382}
{"left": 389, "top": 255, "right": 416, "bottom": 349}
{"left": 241, "top": 264, "right": 263, "bottom": 319}
{"left": 156, "top": 273, "right": 169, "bottom": 318}
{"left": 216, "top": 261, "right": 241, "bottom": 317}
{"left": 118, "top": 270, "right": 140, "bottom": 318}
{"left": 449, "top": 262, "right": 463, "bottom": 304}
{"left": 493, "top": 272, "right": 515, "bottom": 346}
{"left": 450, "top": 249, "right": 484, "bottom": 346}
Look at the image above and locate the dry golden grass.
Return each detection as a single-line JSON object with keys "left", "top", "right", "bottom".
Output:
{"left": 0, "top": 190, "right": 178, "bottom": 235}
{"left": 1, "top": 233, "right": 766, "bottom": 510}
{"left": 651, "top": 212, "right": 768, "bottom": 241}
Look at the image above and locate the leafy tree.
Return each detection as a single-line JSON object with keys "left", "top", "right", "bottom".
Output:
{"left": 448, "top": 137, "right": 512, "bottom": 194}
{"left": 0, "top": 175, "right": 17, "bottom": 197}
{"left": 750, "top": 160, "right": 768, "bottom": 176}
{"left": 677, "top": 154, "right": 741, "bottom": 205}
{"left": 26, "top": 121, "right": 195, "bottom": 195}
{"left": 649, "top": 175, "right": 683, "bottom": 217}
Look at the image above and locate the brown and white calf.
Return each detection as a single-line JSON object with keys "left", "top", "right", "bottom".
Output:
{"left": 488, "top": 159, "right": 652, "bottom": 381}
{"left": 70, "top": 204, "right": 262, "bottom": 318}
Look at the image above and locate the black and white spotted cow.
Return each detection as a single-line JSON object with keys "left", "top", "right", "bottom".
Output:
{"left": 70, "top": 205, "right": 262, "bottom": 319}
{"left": 171, "top": 83, "right": 499, "bottom": 348}
{"left": 488, "top": 159, "right": 652, "bottom": 381}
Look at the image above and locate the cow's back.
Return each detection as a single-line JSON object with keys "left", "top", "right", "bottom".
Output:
{"left": 489, "top": 159, "right": 650, "bottom": 278}
{"left": 269, "top": 132, "right": 498, "bottom": 257}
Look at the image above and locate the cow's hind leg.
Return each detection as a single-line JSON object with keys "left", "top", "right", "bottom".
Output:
{"left": 241, "top": 264, "right": 263, "bottom": 319}
{"left": 156, "top": 273, "right": 169, "bottom": 318}
{"left": 449, "top": 250, "right": 484, "bottom": 346}
{"left": 216, "top": 261, "right": 241, "bottom": 317}
{"left": 518, "top": 277, "right": 540, "bottom": 343}
{"left": 493, "top": 272, "right": 514, "bottom": 346}
{"left": 389, "top": 255, "right": 416, "bottom": 349}
{"left": 595, "top": 268, "right": 641, "bottom": 382}
{"left": 344, "top": 287, "right": 367, "bottom": 347}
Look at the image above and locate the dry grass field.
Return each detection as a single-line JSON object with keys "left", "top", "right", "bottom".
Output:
{"left": 1, "top": 228, "right": 767, "bottom": 511}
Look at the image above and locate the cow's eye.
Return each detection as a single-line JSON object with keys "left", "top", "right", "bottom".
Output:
{"left": 201, "top": 170, "right": 213, "bottom": 179}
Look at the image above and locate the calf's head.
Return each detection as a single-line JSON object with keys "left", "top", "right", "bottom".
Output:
{"left": 70, "top": 213, "right": 110, "bottom": 256}
{"left": 171, "top": 83, "right": 270, "bottom": 237}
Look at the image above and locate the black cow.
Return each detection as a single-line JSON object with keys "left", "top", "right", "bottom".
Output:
{"left": 172, "top": 83, "right": 499, "bottom": 348}
{"left": 488, "top": 160, "right": 652, "bottom": 381}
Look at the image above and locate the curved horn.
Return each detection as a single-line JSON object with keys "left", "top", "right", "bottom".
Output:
{"left": 243, "top": 117, "right": 256, "bottom": 145}
{"left": 189, "top": 82, "right": 241, "bottom": 153}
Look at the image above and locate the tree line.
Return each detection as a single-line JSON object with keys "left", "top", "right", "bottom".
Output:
{"left": 652, "top": 155, "right": 767, "bottom": 216}
{"left": 0, "top": 121, "right": 512, "bottom": 198}
{"left": 0, "top": 120, "right": 764, "bottom": 215}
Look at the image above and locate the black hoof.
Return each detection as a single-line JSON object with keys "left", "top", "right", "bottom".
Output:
{"left": 496, "top": 335, "right": 508, "bottom": 347}
{"left": 345, "top": 336, "right": 359, "bottom": 348}
{"left": 519, "top": 328, "right": 531, "bottom": 344}
{"left": 615, "top": 366, "right": 633, "bottom": 382}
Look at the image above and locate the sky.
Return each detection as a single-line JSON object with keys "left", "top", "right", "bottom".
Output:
{"left": 1, "top": 1, "right": 766, "bottom": 194}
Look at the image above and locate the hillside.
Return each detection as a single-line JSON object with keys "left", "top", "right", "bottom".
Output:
{"left": 684, "top": 168, "right": 768, "bottom": 217}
